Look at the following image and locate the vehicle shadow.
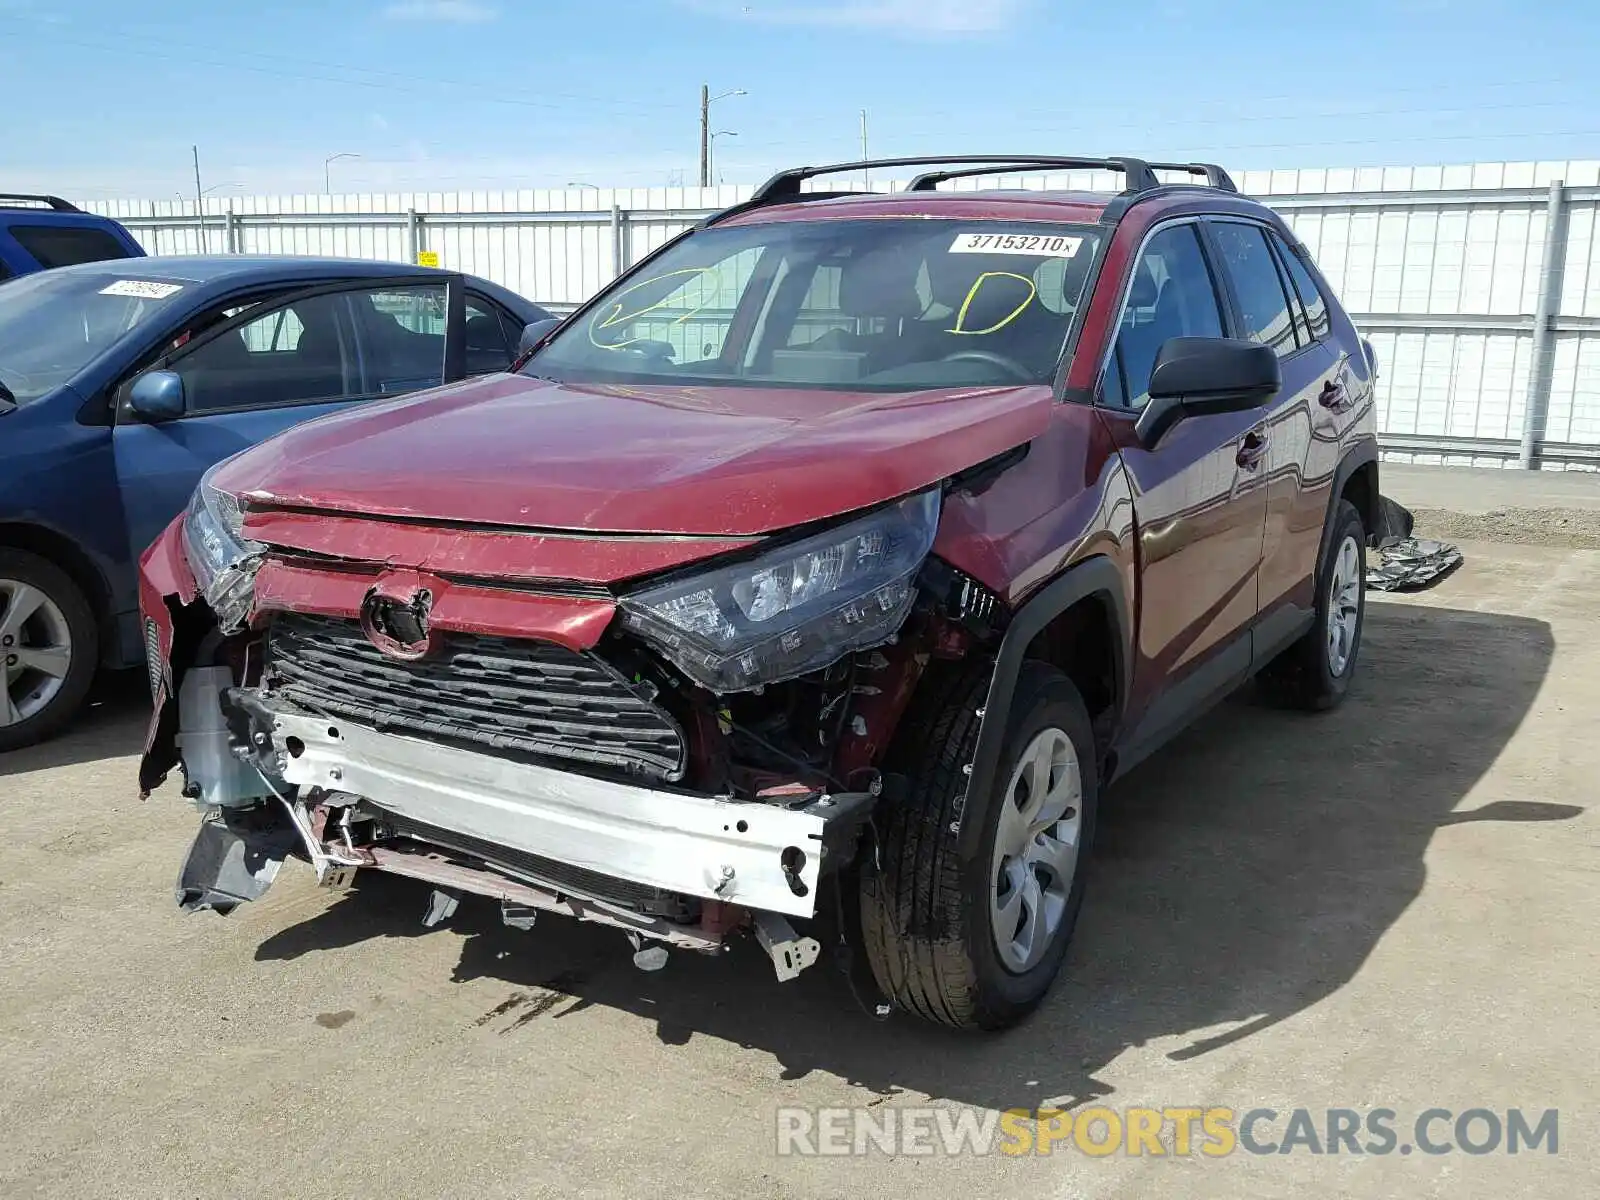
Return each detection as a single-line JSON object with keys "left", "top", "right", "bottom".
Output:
{"left": 0, "top": 670, "right": 149, "bottom": 778}
{"left": 256, "top": 603, "right": 1575, "bottom": 1111}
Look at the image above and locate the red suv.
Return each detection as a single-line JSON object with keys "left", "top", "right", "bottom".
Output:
{"left": 139, "top": 155, "right": 1378, "bottom": 1030}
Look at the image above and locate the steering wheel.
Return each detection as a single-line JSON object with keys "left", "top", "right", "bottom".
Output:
{"left": 939, "top": 349, "right": 1033, "bottom": 382}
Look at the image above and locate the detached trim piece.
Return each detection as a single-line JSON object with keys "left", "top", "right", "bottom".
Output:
{"left": 271, "top": 711, "right": 839, "bottom": 918}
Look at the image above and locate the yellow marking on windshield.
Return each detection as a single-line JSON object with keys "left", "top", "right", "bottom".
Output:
{"left": 589, "top": 267, "right": 722, "bottom": 351}
{"left": 946, "top": 272, "right": 1038, "bottom": 336}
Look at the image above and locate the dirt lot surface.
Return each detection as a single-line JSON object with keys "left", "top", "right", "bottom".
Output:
{"left": 2, "top": 496, "right": 1596, "bottom": 1196}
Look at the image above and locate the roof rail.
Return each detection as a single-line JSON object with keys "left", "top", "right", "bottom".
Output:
{"left": 0, "top": 192, "right": 82, "bottom": 212}
{"left": 748, "top": 156, "right": 1164, "bottom": 202}
{"left": 1144, "top": 161, "right": 1239, "bottom": 192}
{"left": 703, "top": 156, "right": 1238, "bottom": 227}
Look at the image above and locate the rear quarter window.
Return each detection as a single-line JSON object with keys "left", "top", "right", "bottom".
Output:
{"left": 8, "top": 224, "right": 136, "bottom": 268}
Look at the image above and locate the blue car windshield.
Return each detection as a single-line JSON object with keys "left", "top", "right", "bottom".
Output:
{"left": 0, "top": 269, "right": 189, "bottom": 406}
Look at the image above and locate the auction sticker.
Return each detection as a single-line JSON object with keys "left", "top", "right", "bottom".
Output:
{"left": 949, "top": 232, "right": 1082, "bottom": 257}
{"left": 99, "top": 280, "right": 184, "bottom": 299}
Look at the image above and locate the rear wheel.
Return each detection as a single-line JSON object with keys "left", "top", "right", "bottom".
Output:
{"left": 1258, "top": 498, "right": 1366, "bottom": 711}
{"left": 859, "top": 660, "right": 1098, "bottom": 1030}
{"left": 0, "top": 550, "right": 98, "bottom": 753}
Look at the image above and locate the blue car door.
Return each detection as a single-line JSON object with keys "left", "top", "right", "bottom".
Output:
{"left": 112, "top": 274, "right": 467, "bottom": 558}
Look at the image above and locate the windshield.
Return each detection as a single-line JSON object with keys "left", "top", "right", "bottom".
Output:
{"left": 532, "top": 218, "right": 1104, "bottom": 391}
{"left": 0, "top": 270, "right": 189, "bottom": 405}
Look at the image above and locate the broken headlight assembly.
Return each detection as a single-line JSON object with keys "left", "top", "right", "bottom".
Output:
{"left": 182, "top": 463, "right": 265, "bottom": 634}
{"left": 619, "top": 489, "right": 940, "bottom": 693}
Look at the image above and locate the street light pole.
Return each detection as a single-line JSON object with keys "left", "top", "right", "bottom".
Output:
{"left": 192, "top": 144, "right": 206, "bottom": 252}
{"left": 709, "top": 130, "right": 737, "bottom": 185}
{"left": 324, "top": 152, "right": 360, "bottom": 194}
{"left": 699, "top": 85, "right": 746, "bottom": 187}
{"left": 860, "top": 110, "right": 869, "bottom": 189}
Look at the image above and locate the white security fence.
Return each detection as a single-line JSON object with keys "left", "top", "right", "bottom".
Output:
{"left": 87, "top": 160, "right": 1600, "bottom": 469}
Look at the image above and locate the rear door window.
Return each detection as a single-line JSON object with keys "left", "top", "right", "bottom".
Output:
{"left": 7, "top": 224, "right": 135, "bottom": 268}
{"left": 1210, "top": 222, "right": 1300, "bottom": 357}
{"left": 1273, "top": 233, "right": 1331, "bottom": 341}
{"left": 463, "top": 296, "right": 515, "bottom": 375}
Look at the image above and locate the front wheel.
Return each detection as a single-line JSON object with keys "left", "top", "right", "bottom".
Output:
{"left": 0, "top": 550, "right": 99, "bottom": 753}
{"left": 859, "top": 660, "right": 1099, "bottom": 1030}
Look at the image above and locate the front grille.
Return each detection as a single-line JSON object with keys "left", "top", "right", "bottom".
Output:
{"left": 372, "top": 808, "right": 696, "bottom": 921}
{"left": 265, "top": 613, "right": 685, "bottom": 781}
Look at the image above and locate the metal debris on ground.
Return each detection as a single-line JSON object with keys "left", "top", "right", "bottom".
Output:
{"left": 1366, "top": 495, "right": 1463, "bottom": 592}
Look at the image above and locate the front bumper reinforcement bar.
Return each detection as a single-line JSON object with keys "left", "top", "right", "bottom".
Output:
{"left": 270, "top": 711, "right": 843, "bottom": 919}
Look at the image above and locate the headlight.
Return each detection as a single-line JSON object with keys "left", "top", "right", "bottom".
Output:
{"left": 182, "top": 463, "right": 264, "bottom": 634}
{"left": 620, "top": 490, "right": 940, "bottom": 693}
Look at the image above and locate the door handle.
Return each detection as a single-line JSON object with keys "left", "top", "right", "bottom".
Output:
{"left": 1236, "top": 429, "right": 1268, "bottom": 470}
{"left": 1319, "top": 378, "right": 1350, "bottom": 411}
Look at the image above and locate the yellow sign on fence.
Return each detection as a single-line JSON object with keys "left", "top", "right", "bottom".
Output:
{"left": 416, "top": 250, "right": 440, "bottom": 268}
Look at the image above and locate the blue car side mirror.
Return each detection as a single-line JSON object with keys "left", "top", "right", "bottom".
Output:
{"left": 517, "top": 318, "right": 562, "bottom": 358}
{"left": 129, "top": 370, "right": 186, "bottom": 422}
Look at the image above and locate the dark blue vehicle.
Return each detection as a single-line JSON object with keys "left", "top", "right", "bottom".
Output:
{"left": 0, "top": 255, "right": 552, "bottom": 749}
{"left": 0, "top": 193, "right": 145, "bottom": 280}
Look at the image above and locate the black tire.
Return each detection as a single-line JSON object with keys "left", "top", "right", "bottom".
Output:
{"left": 0, "top": 549, "right": 99, "bottom": 753}
{"left": 1257, "top": 498, "right": 1367, "bottom": 711}
{"left": 859, "top": 660, "right": 1099, "bottom": 1031}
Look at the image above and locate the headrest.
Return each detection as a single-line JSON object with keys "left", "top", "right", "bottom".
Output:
{"left": 837, "top": 245, "right": 929, "bottom": 319}
{"left": 1127, "top": 263, "right": 1160, "bottom": 308}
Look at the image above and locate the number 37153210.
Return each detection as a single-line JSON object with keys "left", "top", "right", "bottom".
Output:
{"left": 949, "top": 232, "right": 1083, "bottom": 257}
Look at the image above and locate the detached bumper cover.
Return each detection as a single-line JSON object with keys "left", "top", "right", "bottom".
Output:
{"left": 271, "top": 711, "right": 836, "bottom": 918}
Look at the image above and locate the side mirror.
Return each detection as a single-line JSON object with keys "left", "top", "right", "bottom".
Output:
{"left": 1134, "top": 337, "right": 1281, "bottom": 448}
{"left": 128, "top": 369, "right": 186, "bottom": 422}
{"left": 517, "top": 317, "right": 562, "bottom": 358}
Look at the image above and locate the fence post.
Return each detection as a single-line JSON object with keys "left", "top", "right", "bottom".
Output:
{"left": 1518, "top": 179, "right": 1570, "bottom": 469}
{"left": 226, "top": 207, "right": 240, "bottom": 254}
{"left": 406, "top": 208, "right": 422, "bottom": 265}
{"left": 611, "top": 203, "right": 628, "bottom": 279}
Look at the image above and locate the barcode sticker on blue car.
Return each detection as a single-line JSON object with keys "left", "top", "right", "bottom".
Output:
{"left": 99, "top": 280, "right": 184, "bottom": 299}
{"left": 949, "top": 233, "right": 1082, "bottom": 257}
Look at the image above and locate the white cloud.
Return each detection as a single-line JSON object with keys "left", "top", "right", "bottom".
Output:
{"left": 683, "top": 0, "right": 1029, "bottom": 33}
{"left": 382, "top": 1, "right": 499, "bottom": 22}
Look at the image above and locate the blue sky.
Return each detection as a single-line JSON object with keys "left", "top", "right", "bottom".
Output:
{"left": 4, "top": 0, "right": 1600, "bottom": 198}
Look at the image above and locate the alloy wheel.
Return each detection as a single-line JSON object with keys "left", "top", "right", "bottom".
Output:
{"left": 1326, "top": 534, "right": 1362, "bottom": 677}
{"left": 0, "top": 579, "right": 73, "bottom": 728}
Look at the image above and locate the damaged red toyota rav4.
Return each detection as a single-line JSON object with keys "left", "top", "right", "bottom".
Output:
{"left": 140, "top": 155, "right": 1379, "bottom": 1030}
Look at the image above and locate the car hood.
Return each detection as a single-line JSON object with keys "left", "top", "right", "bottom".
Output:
{"left": 213, "top": 373, "right": 1055, "bottom": 536}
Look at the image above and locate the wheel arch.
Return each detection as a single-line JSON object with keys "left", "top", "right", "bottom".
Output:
{"left": 1331, "top": 440, "right": 1380, "bottom": 543}
{"left": 955, "top": 555, "right": 1130, "bottom": 864}
{"left": 0, "top": 522, "right": 115, "bottom": 664}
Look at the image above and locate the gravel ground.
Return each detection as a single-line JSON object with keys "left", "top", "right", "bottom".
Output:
{"left": 1412, "top": 506, "right": 1600, "bottom": 550}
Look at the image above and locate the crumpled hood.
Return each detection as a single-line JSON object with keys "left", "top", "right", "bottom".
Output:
{"left": 211, "top": 373, "right": 1054, "bottom": 536}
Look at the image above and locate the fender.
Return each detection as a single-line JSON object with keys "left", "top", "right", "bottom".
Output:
{"left": 955, "top": 554, "right": 1131, "bottom": 863}
{"left": 1326, "top": 437, "right": 1380, "bottom": 547}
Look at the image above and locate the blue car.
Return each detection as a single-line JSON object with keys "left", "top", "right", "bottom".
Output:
{"left": 0, "top": 255, "right": 552, "bottom": 749}
{"left": 1, "top": 193, "right": 145, "bottom": 280}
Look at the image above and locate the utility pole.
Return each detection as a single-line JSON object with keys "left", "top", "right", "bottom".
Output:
{"left": 192, "top": 145, "right": 205, "bottom": 252}
{"left": 698, "top": 85, "right": 745, "bottom": 189}
{"left": 699, "top": 84, "right": 710, "bottom": 188}
{"left": 860, "top": 110, "right": 869, "bottom": 189}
